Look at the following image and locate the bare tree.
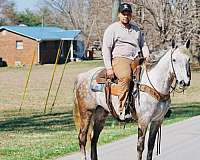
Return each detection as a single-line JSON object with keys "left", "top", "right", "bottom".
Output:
{"left": 43, "top": 0, "right": 112, "bottom": 45}
{"left": 38, "top": 6, "right": 65, "bottom": 27}
{"left": 112, "top": 0, "right": 121, "bottom": 22}
{"left": 0, "top": 0, "right": 16, "bottom": 25}
{"left": 89, "top": 0, "right": 112, "bottom": 39}
{"left": 43, "top": 0, "right": 91, "bottom": 37}
{"left": 126, "top": 0, "right": 199, "bottom": 50}
{"left": 41, "top": 0, "right": 199, "bottom": 54}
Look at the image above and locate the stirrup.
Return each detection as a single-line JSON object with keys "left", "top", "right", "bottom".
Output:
{"left": 118, "top": 109, "right": 133, "bottom": 122}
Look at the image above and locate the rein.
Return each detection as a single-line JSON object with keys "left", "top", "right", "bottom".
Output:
{"left": 104, "top": 79, "right": 122, "bottom": 122}
{"left": 169, "top": 48, "right": 178, "bottom": 94}
{"left": 143, "top": 48, "right": 177, "bottom": 101}
{"left": 139, "top": 48, "right": 176, "bottom": 156}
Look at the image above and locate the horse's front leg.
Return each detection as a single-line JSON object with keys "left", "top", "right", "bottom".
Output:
{"left": 147, "top": 121, "right": 162, "bottom": 160}
{"left": 137, "top": 123, "right": 148, "bottom": 160}
{"left": 91, "top": 106, "right": 108, "bottom": 160}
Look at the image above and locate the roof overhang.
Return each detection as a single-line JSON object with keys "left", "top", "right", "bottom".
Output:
{"left": 0, "top": 26, "right": 81, "bottom": 42}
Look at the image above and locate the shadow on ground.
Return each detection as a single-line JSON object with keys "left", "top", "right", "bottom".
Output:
{"left": 0, "top": 111, "right": 75, "bottom": 133}
{"left": 0, "top": 102, "right": 200, "bottom": 133}
{"left": 166, "top": 102, "right": 200, "bottom": 120}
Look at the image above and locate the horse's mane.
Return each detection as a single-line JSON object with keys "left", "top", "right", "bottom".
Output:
{"left": 145, "top": 49, "right": 168, "bottom": 70}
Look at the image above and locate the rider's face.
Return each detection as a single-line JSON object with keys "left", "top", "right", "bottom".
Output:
{"left": 118, "top": 11, "right": 132, "bottom": 25}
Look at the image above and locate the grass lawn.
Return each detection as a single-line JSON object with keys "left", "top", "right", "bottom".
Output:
{"left": 0, "top": 60, "right": 200, "bottom": 160}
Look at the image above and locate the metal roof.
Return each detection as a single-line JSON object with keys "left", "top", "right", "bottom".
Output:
{"left": 0, "top": 26, "right": 81, "bottom": 41}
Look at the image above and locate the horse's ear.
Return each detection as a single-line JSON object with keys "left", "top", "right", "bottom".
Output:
{"left": 172, "top": 39, "right": 175, "bottom": 49}
{"left": 185, "top": 39, "right": 190, "bottom": 49}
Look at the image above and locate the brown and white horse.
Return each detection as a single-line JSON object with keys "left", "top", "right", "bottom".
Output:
{"left": 73, "top": 40, "right": 191, "bottom": 160}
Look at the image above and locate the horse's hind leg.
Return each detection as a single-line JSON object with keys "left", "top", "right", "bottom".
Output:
{"left": 137, "top": 122, "right": 148, "bottom": 160}
{"left": 91, "top": 106, "right": 108, "bottom": 160}
{"left": 147, "top": 121, "right": 162, "bottom": 160}
{"left": 78, "top": 109, "right": 93, "bottom": 160}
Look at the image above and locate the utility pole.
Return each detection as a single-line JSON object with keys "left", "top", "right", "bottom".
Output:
{"left": 42, "top": 15, "right": 44, "bottom": 27}
{"left": 112, "top": 0, "right": 121, "bottom": 22}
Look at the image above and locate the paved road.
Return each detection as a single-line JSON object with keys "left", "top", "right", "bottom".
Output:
{"left": 57, "top": 116, "right": 200, "bottom": 160}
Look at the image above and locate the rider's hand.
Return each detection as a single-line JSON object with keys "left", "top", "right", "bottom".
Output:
{"left": 106, "top": 68, "right": 114, "bottom": 80}
{"left": 145, "top": 55, "right": 150, "bottom": 62}
{"left": 139, "top": 57, "right": 145, "bottom": 65}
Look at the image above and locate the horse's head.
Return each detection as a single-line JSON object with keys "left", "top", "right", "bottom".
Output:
{"left": 170, "top": 39, "right": 191, "bottom": 90}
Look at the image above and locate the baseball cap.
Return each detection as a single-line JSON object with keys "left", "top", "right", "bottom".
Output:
{"left": 118, "top": 3, "right": 132, "bottom": 13}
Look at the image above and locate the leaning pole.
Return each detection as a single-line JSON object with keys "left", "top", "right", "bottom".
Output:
{"left": 112, "top": 0, "right": 121, "bottom": 22}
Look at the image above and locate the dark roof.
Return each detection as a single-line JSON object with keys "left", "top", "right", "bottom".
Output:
{"left": 0, "top": 26, "right": 81, "bottom": 41}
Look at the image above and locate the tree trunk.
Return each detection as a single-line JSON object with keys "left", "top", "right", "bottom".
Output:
{"left": 112, "top": 0, "right": 121, "bottom": 22}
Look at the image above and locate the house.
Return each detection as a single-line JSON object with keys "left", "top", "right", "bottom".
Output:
{"left": 0, "top": 26, "right": 81, "bottom": 65}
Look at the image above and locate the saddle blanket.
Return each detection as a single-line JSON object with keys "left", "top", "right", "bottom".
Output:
{"left": 90, "top": 69, "right": 105, "bottom": 92}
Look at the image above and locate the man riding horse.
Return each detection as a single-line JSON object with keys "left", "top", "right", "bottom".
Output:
{"left": 102, "top": 3, "right": 150, "bottom": 121}
{"left": 74, "top": 4, "right": 191, "bottom": 159}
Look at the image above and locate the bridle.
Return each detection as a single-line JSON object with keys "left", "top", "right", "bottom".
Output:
{"left": 169, "top": 47, "right": 179, "bottom": 93}
{"left": 169, "top": 47, "right": 191, "bottom": 94}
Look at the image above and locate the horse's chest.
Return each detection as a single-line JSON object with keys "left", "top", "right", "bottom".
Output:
{"left": 152, "top": 101, "right": 169, "bottom": 121}
{"left": 136, "top": 94, "right": 170, "bottom": 121}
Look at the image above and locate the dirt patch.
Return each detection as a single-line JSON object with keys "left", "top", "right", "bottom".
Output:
{"left": 0, "top": 61, "right": 199, "bottom": 116}
{"left": 0, "top": 60, "right": 103, "bottom": 115}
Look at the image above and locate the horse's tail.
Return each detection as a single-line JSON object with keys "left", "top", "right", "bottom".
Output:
{"left": 73, "top": 78, "right": 93, "bottom": 147}
{"left": 73, "top": 79, "right": 81, "bottom": 130}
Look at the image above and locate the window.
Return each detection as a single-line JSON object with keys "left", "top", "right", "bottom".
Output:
{"left": 16, "top": 41, "right": 23, "bottom": 49}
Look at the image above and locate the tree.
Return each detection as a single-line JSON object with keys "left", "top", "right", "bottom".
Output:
{"left": 43, "top": 0, "right": 89, "bottom": 30}
{"left": 127, "top": 0, "right": 199, "bottom": 50}
{"left": 0, "top": 0, "right": 17, "bottom": 25}
{"left": 38, "top": 7, "right": 58, "bottom": 27}
{"left": 43, "top": 0, "right": 112, "bottom": 42}
{"left": 112, "top": 0, "right": 121, "bottom": 22}
{"left": 41, "top": 0, "right": 199, "bottom": 53}
{"left": 16, "top": 9, "right": 41, "bottom": 26}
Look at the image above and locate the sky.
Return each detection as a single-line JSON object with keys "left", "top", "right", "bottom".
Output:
{"left": 12, "top": 0, "right": 40, "bottom": 11}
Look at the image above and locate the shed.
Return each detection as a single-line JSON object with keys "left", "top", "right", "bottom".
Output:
{"left": 0, "top": 26, "right": 81, "bottom": 65}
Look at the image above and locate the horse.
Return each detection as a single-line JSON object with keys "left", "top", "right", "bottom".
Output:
{"left": 73, "top": 40, "right": 191, "bottom": 160}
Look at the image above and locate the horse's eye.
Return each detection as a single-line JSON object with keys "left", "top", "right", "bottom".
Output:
{"left": 172, "top": 59, "right": 176, "bottom": 62}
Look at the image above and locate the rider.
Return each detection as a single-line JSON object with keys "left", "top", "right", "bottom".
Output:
{"left": 102, "top": 3, "right": 150, "bottom": 120}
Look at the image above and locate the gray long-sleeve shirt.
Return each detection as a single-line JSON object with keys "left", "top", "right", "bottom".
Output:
{"left": 102, "top": 22, "right": 149, "bottom": 69}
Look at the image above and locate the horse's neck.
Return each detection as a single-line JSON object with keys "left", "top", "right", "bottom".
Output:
{"left": 142, "top": 51, "right": 172, "bottom": 94}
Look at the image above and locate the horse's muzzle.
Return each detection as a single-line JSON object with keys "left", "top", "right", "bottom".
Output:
{"left": 176, "top": 80, "right": 190, "bottom": 89}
